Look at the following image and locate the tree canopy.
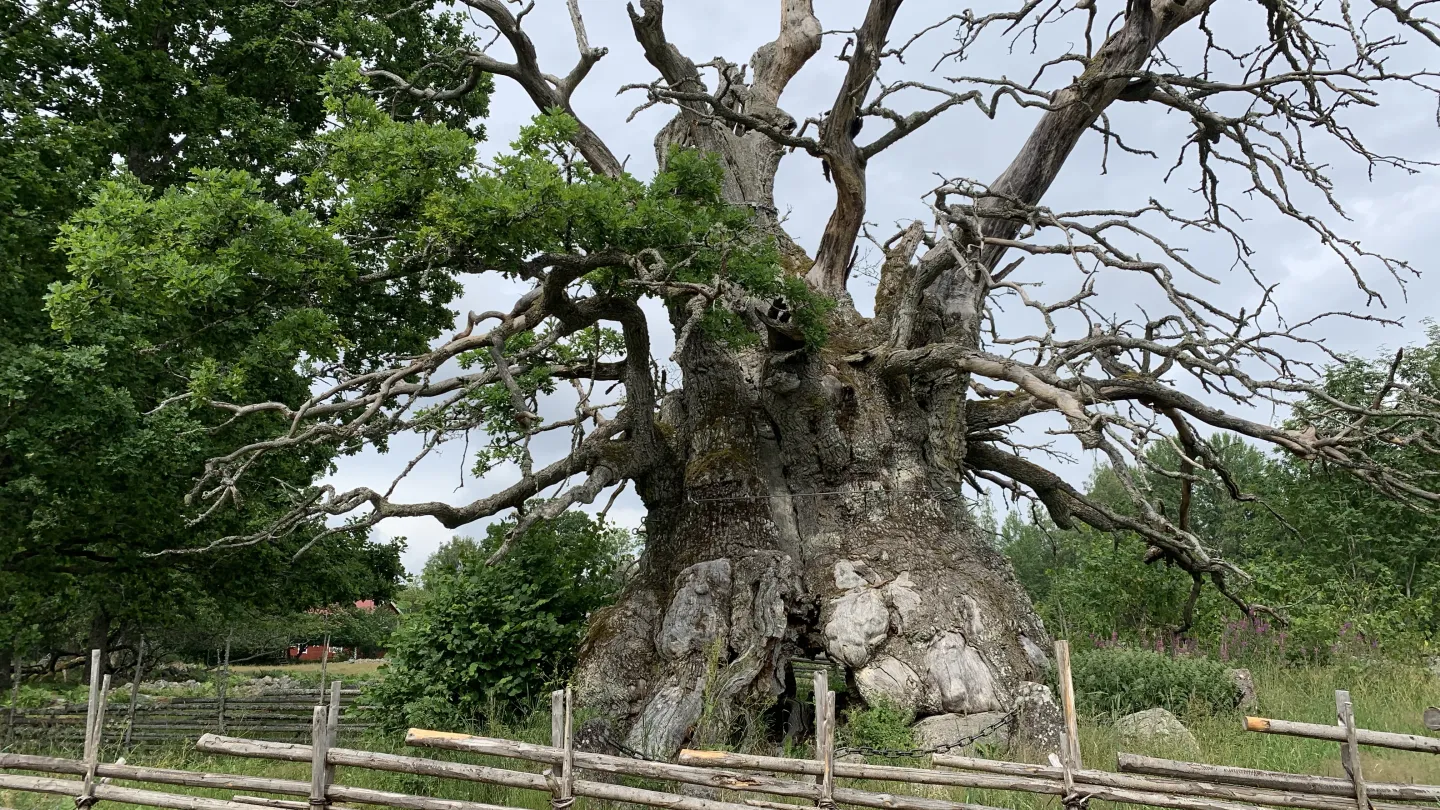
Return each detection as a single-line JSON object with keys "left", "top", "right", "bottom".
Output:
{"left": 0, "top": 0, "right": 489, "bottom": 669}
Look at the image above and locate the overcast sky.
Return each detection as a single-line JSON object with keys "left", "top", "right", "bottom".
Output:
{"left": 322, "top": 0, "right": 1440, "bottom": 574}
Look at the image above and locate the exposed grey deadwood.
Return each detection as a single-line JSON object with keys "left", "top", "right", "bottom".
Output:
{"left": 1423, "top": 708, "right": 1439, "bottom": 732}
{"left": 160, "top": 0, "right": 1440, "bottom": 756}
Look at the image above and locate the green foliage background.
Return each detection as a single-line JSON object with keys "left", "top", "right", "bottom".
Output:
{"left": 1068, "top": 648, "right": 1237, "bottom": 717}
{"left": 366, "top": 512, "right": 632, "bottom": 731}
{"left": 999, "top": 324, "right": 1440, "bottom": 662}
{"left": 0, "top": 0, "right": 486, "bottom": 673}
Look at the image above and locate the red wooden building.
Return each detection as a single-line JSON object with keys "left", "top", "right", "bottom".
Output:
{"left": 285, "top": 600, "right": 397, "bottom": 661}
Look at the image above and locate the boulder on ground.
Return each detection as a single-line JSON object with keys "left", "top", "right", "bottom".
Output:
{"left": 1226, "top": 668, "right": 1258, "bottom": 709}
{"left": 1011, "top": 681, "right": 1063, "bottom": 754}
{"left": 912, "top": 711, "right": 1012, "bottom": 753}
{"left": 1115, "top": 708, "right": 1200, "bottom": 757}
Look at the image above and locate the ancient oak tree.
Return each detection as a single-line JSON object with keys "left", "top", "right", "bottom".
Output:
{"left": 74, "top": 0, "right": 1440, "bottom": 755}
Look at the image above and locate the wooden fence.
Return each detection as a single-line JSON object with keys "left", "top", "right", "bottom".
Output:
{"left": 3, "top": 653, "right": 367, "bottom": 747}
{"left": 2, "top": 642, "right": 1438, "bottom": 810}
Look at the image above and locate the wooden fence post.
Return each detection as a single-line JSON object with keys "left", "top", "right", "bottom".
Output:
{"left": 812, "top": 670, "right": 834, "bottom": 810}
{"left": 6, "top": 640, "right": 20, "bottom": 748}
{"left": 324, "top": 681, "right": 343, "bottom": 789}
{"left": 550, "top": 691, "right": 564, "bottom": 749}
{"left": 561, "top": 687, "right": 575, "bottom": 809}
{"left": 308, "top": 705, "right": 331, "bottom": 810}
{"left": 544, "top": 689, "right": 575, "bottom": 810}
{"left": 1336, "top": 691, "right": 1369, "bottom": 810}
{"left": 327, "top": 682, "right": 343, "bottom": 738}
{"left": 80, "top": 650, "right": 111, "bottom": 808}
{"left": 318, "top": 634, "right": 331, "bottom": 703}
{"left": 124, "top": 638, "right": 145, "bottom": 749}
{"left": 219, "top": 634, "right": 232, "bottom": 736}
{"left": 1054, "top": 640, "right": 1082, "bottom": 770}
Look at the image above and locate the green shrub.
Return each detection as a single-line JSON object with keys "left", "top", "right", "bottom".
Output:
{"left": 365, "top": 512, "right": 631, "bottom": 731}
{"left": 837, "top": 698, "right": 914, "bottom": 752}
{"left": 1070, "top": 648, "right": 1238, "bottom": 717}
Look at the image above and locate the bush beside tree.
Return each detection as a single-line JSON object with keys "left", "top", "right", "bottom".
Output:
{"left": 1070, "top": 648, "right": 1238, "bottom": 717}
{"left": 367, "top": 512, "right": 632, "bottom": 731}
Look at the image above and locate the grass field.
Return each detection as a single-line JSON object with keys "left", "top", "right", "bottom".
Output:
{"left": 3, "top": 661, "right": 1438, "bottom": 810}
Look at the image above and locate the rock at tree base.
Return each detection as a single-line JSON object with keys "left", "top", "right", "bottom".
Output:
{"left": 1115, "top": 708, "right": 1200, "bottom": 757}
{"left": 1226, "top": 668, "right": 1258, "bottom": 709}
{"left": 912, "top": 711, "right": 1013, "bottom": 753}
{"left": 855, "top": 655, "right": 922, "bottom": 708}
{"left": 1011, "top": 681, "right": 1063, "bottom": 754}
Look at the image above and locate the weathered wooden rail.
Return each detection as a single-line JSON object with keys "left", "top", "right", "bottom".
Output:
{"left": 2, "top": 644, "right": 1438, "bottom": 810}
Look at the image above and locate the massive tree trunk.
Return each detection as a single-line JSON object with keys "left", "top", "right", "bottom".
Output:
{"left": 574, "top": 301, "right": 1051, "bottom": 758}
{"left": 570, "top": 41, "right": 1055, "bottom": 755}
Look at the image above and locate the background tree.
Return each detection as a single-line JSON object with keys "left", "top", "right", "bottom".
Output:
{"left": 46, "top": 0, "right": 1440, "bottom": 757}
{"left": 1003, "top": 326, "right": 1440, "bottom": 657}
{"left": 0, "top": 0, "right": 487, "bottom": 680}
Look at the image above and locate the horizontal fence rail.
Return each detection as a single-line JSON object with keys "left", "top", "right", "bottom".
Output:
{"left": 1116, "top": 753, "right": 1440, "bottom": 802}
{"left": 1243, "top": 715, "right": 1440, "bottom": 754}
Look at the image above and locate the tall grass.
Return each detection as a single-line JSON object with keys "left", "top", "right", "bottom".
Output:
{"left": 3, "top": 662, "right": 1438, "bottom": 810}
